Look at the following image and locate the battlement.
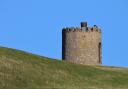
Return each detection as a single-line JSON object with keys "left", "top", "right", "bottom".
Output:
{"left": 62, "top": 22, "right": 101, "bottom": 33}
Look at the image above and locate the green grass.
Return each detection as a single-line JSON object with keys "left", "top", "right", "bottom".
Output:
{"left": 0, "top": 46, "right": 128, "bottom": 89}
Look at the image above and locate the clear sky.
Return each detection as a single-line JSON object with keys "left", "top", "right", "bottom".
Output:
{"left": 0, "top": 0, "right": 128, "bottom": 67}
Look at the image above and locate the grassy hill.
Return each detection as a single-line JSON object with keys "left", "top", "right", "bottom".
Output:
{"left": 0, "top": 47, "right": 128, "bottom": 89}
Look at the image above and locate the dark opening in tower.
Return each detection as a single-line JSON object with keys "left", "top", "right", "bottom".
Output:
{"left": 98, "top": 42, "right": 102, "bottom": 64}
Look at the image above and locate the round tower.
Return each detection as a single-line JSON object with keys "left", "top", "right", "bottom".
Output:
{"left": 62, "top": 22, "right": 102, "bottom": 65}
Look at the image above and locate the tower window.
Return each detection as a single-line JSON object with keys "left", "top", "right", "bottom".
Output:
{"left": 98, "top": 42, "right": 102, "bottom": 64}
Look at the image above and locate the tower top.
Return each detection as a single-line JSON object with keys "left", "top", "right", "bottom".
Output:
{"left": 62, "top": 22, "right": 101, "bottom": 33}
{"left": 81, "top": 22, "right": 87, "bottom": 27}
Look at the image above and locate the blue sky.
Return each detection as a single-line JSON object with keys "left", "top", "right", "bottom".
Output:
{"left": 0, "top": 0, "right": 128, "bottom": 67}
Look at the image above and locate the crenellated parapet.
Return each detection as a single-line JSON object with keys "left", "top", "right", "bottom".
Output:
{"left": 62, "top": 22, "right": 101, "bottom": 33}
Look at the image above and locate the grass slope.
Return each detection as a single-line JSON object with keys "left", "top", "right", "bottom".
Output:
{"left": 0, "top": 47, "right": 128, "bottom": 89}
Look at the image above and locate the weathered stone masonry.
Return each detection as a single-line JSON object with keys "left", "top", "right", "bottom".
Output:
{"left": 62, "top": 22, "right": 102, "bottom": 65}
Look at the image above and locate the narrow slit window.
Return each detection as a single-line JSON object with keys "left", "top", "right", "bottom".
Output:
{"left": 98, "top": 42, "right": 102, "bottom": 64}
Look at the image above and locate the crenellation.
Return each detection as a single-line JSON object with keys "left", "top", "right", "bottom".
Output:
{"left": 98, "top": 28, "right": 101, "bottom": 33}
{"left": 63, "top": 26, "right": 101, "bottom": 33}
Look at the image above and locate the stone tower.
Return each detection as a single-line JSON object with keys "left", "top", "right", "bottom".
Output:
{"left": 62, "top": 22, "right": 102, "bottom": 65}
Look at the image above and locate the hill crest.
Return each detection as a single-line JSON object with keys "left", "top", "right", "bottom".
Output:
{"left": 0, "top": 47, "right": 128, "bottom": 89}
